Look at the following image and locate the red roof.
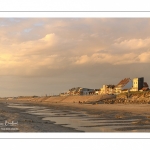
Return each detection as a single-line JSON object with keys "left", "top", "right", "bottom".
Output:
{"left": 116, "top": 78, "right": 131, "bottom": 88}
{"left": 143, "top": 82, "right": 149, "bottom": 87}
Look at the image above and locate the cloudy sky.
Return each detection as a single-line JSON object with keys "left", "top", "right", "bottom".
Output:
{"left": 0, "top": 18, "right": 150, "bottom": 97}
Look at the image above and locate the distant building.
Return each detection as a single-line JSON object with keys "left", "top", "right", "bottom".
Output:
{"left": 139, "top": 82, "right": 149, "bottom": 91}
{"left": 64, "top": 87, "right": 95, "bottom": 96}
{"left": 67, "top": 87, "right": 82, "bottom": 95}
{"left": 115, "top": 78, "right": 132, "bottom": 94}
{"left": 94, "top": 89, "right": 101, "bottom": 95}
{"left": 81, "top": 88, "right": 95, "bottom": 95}
{"left": 100, "top": 84, "right": 115, "bottom": 95}
{"left": 60, "top": 93, "right": 66, "bottom": 96}
{"left": 131, "top": 77, "right": 144, "bottom": 91}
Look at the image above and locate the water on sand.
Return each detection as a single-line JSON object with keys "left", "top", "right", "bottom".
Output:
{"left": 7, "top": 103, "right": 150, "bottom": 132}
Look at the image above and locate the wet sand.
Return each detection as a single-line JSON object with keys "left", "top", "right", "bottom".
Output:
{"left": 0, "top": 101, "right": 80, "bottom": 132}
{"left": 1, "top": 99, "right": 150, "bottom": 132}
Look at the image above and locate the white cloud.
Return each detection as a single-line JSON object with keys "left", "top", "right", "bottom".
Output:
{"left": 1, "top": 18, "right": 150, "bottom": 96}
{"left": 113, "top": 38, "right": 150, "bottom": 50}
{"left": 74, "top": 52, "right": 140, "bottom": 65}
{"left": 138, "top": 51, "right": 150, "bottom": 63}
{"left": 1, "top": 18, "right": 150, "bottom": 77}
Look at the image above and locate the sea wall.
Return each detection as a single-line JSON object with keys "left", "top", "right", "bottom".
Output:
{"left": 15, "top": 94, "right": 115, "bottom": 103}
{"left": 2, "top": 92, "right": 150, "bottom": 104}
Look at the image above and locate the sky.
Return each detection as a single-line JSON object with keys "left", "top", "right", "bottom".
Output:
{"left": 0, "top": 18, "right": 150, "bottom": 97}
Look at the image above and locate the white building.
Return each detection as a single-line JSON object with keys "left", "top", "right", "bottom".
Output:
{"left": 100, "top": 85, "right": 115, "bottom": 95}
{"left": 131, "top": 77, "right": 144, "bottom": 91}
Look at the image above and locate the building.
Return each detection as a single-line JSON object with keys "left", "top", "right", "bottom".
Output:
{"left": 131, "top": 77, "right": 144, "bottom": 91}
{"left": 59, "top": 93, "right": 66, "bottom": 96}
{"left": 115, "top": 78, "right": 132, "bottom": 94}
{"left": 100, "top": 84, "right": 115, "bottom": 95}
{"left": 94, "top": 89, "right": 101, "bottom": 95}
{"left": 64, "top": 87, "right": 95, "bottom": 96}
{"left": 81, "top": 88, "right": 95, "bottom": 95}
{"left": 139, "top": 82, "right": 149, "bottom": 91}
{"left": 68, "top": 87, "right": 82, "bottom": 95}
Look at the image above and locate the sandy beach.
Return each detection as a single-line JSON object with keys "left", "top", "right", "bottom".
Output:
{"left": 0, "top": 100, "right": 80, "bottom": 132}
{"left": 1, "top": 98, "right": 150, "bottom": 132}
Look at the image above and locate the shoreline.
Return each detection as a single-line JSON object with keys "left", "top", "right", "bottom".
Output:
{"left": 0, "top": 101, "right": 82, "bottom": 132}
{"left": 4, "top": 98, "right": 150, "bottom": 114}
{"left": 1, "top": 99, "right": 150, "bottom": 132}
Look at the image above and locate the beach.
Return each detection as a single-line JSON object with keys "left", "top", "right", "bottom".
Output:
{"left": 1, "top": 97, "right": 150, "bottom": 132}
